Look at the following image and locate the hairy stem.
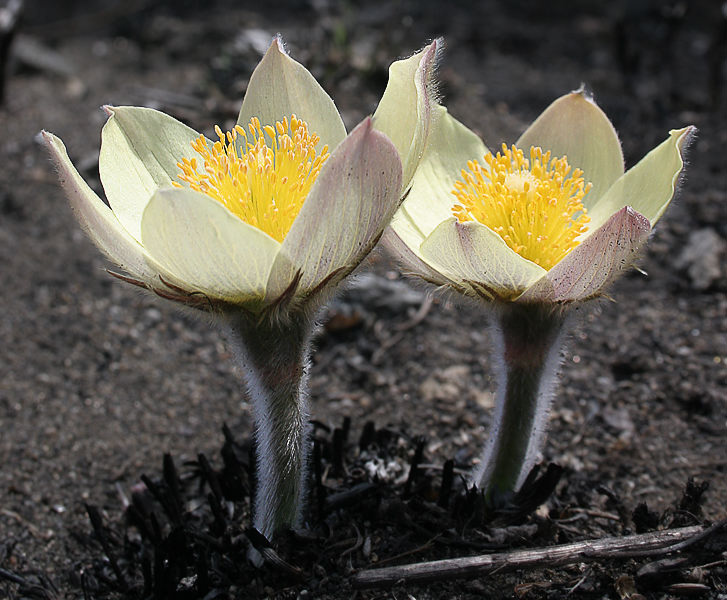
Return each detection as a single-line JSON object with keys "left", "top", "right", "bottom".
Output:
{"left": 472, "top": 303, "right": 568, "bottom": 500}
{"left": 226, "top": 311, "right": 313, "bottom": 541}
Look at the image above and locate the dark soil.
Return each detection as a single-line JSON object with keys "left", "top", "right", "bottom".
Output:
{"left": 1, "top": 1, "right": 726, "bottom": 599}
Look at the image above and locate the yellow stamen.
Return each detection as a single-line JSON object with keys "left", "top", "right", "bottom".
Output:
{"left": 452, "top": 144, "right": 592, "bottom": 270}
{"left": 175, "top": 115, "right": 329, "bottom": 242}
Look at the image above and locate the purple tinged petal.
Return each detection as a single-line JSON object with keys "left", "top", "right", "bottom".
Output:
{"left": 545, "top": 206, "right": 651, "bottom": 302}
{"left": 420, "top": 219, "right": 546, "bottom": 302}
{"left": 265, "top": 117, "right": 403, "bottom": 305}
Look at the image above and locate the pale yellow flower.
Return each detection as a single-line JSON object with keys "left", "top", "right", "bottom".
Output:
{"left": 43, "top": 37, "right": 440, "bottom": 315}
{"left": 385, "top": 89, "right": 694, "bottom": 499}
{"left": 387, "top": 91, "right": 694, "bottom": 303}
{"left": 41, "top": 36, "right": 441, "bottom": 545}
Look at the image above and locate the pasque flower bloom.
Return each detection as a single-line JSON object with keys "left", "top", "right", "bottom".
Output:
{"left": 43, "top": 37, "right": 439, "bottom": 315}
{"left": 43, "top": 36, "right": 440, "bottom": 547}
{"left": 388, "top": 91, "right": 693, "bottom": 303}
{"left": 386, "top": 90, "right": 693, "bottom": 499}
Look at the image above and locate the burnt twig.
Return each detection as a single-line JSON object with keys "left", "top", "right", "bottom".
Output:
{"left": 85, "top": 504, "right": 128, "bottom": 592}
{"left": 352, "top": 523, "right": 721, "bottom": 589}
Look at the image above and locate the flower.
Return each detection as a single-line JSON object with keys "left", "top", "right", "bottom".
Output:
{"left": 42, "top": 36, "right": 441, "bottom": 546}
{"left": 384, "top": 88, "right": 694, "bottom": 500}
{"left": 386, "top": 90, "right": 694, "bottom": 304}
{"left": 42, "top": 36, "right": 440, "bottom": 316}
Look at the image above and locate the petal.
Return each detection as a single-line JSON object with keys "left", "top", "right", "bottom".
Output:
{"left": 41, "top": 130, "right": 161, "bottom": 281}
{"left": 373, "top": 38, "right": 441, "bottom": 190}
{"left": 420, "top": 218, "right": 546, "bottom": 301}
{"left": 265, "top": 117, "right": 402, "bottom": 304}
{"left": 543, "top": 206, "right": 651, "bottom": 302}
{"left": 516, "top": 90, "right": 624, "bottom": 206}
{"left": 99, "top": 105, "right": 201, "bottom": 242}
{"left": 391, "top": 105, "right": 488, "bottom": 257}
{"left": 237, "top": 36, "right": 347, "bottom": 153}
{"left": 141, "top": 187, "right": 280, "bottom": 305}
{"left": 586, "top": 126, "right": 695, "bottom": 232}
{"left": 382, "top": 227, "right": 455, "bottom": 288}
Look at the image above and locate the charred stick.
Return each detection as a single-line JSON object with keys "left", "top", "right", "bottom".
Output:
{"left": 0, "top": 0, "right": 22, "bottom": 104}
{"left": 352, "top": 524, "right": 710, "bottom": 589}
{"left": 342, "top": 416, "right": 351, "bottom": 442}
{"left": 438, "top": 459, "right": 455, "bottom": 509}
{"left": 126, "top": 503, "right": 155, "bottom": 542}
{"left": 85, "top": 504, "right": 128, "bottom": 592}
{"left": 0, "top": 567, "right": 26, "bottom": 585}
{"left": 141, "top": 474, "right": 180, "bottom": 526}
{"left": 207, "top": 492, "right": 227, "bottom": 535}
{"left": 359, "top": 421, "right": 375, "bottom": 450}
{"left": 141, "top": 554, "right": 153, "bottom": 598}
{"left": 332, "top": 427, "right": 345, "bottom": 477}
{"left": 325, "top": 482, "right": 378, "bottom": 511}
{"left": 162, "top": 454, "right": 183, "bottom": 522}
{"left": 404, "top": 437, "right": 425, "bottom": 497}
{"left": 198, "top": 453, "right": 224, "bottom": 502}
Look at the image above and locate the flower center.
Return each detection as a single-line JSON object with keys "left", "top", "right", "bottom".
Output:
{"left": 175, "top": 115, "right": 329, "bottom": 242}
{"left": 452, "top": 144, "right": 592, "bottom": 271}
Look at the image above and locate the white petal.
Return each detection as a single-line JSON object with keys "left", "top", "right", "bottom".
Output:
{"left": 141, "top": 187, "right": 280, "bottom": 305}
{"left": 265, "top": 118, "right": 402, "bottom": 304}
{"left": 420, "top": 218, "right": 546, "bottom": 301}
{"left": 99, "top": 106, "right": 201, "bottom": 241}
{"left": 516, "top": 90, "right": 624, "bottom": 207}
{"left": 237, "top": 36, "right": 347, "bottom": 152}
{"left": 545, "top": 206, "right": 651, "bottom": 302}
{"left": 392, "top": 105, "right": 488, "bottom": 258}
{"left": 41, "top": 130, "right": 161, "bottom": 281}
{"left": 373, "top": 39, "right": 441, "bottom": 190}
{"left": 586, "top": 126, "right": 695, "bottom": 232}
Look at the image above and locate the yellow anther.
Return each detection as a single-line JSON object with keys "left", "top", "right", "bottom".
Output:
{"left": 177, "top": 115, "right": 329, "bottom": 242}
{"left": 452, "top": 144, "right": 591, "bottom": 270}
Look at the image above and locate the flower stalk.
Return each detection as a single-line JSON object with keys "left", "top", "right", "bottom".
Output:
{"left": 225, "top": 311, "right": 313, "bottom": 539}
{"left": 473, "top": 303, "right": 568, "bottom": 500}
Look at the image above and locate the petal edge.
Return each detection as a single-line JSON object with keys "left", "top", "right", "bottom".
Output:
{"left": 266, "top": 117, "right": 403, "bottom": 305}
{"left": 42, "top": 130, "right": 159, "bottom": 282}
{"left": 141, "top": 187, "right": 280, "bottom": 306}
{"left": 516, "top": 90, "right": 624, "bottom": 206}
{"left": 373, "top": 38, "right": 442, "bottom": 190}
{"left": 99, "top": 105, "right": 201, "bottom": 242}
{"left": 237, "top": 36, "right": 347, "bottom": 153}
{"left": 586, "top": 126, "right": 695, "bottom": 231}
{"left": 546, "top": 206, "right": 651, "bottom": 302}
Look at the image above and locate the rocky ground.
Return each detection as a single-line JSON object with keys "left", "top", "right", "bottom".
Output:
{"left": 0, "top": 1, "right": 725, "bottom": 598}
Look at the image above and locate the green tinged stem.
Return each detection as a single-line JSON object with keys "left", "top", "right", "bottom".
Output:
{"left": 473, "top": 303, "right": 568, "bottom": 501}
{"left": 226, "top": 311, "right": 313, "bottom": 541}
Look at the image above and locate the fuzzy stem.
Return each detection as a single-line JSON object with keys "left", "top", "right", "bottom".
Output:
{"left": 226, "top": 312, "right": 313, "bottom": 541}
{"left": 472, "top": 303, "right": 568, "bottom": 500}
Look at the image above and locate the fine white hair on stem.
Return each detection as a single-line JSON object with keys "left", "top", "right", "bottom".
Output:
{"left": 471, "top": 304, "right": 569, "bottom": 498}
{"left": 234, "top": 335, "right": 311, "bottom": 539}
{"left": 222, "top": 309, "right": 315, "bottom": 556}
